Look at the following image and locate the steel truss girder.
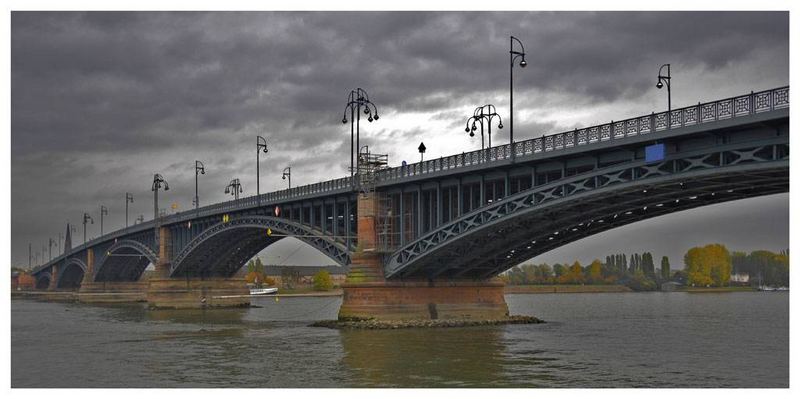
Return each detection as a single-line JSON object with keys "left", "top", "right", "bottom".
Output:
{"left": 170, "top": 215, "right": 350, "bottom": 278}
{"left": 385, "top": 140, "right": 788, "bottom": 279}
{"left": 56, "top": 257, "right": 88, "bottom": 288}
{"left": 93, "top": 239, "right": 159, "bottom": 282}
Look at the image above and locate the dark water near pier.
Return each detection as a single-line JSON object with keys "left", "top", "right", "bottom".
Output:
{"left": 11, "top": 292, "right": 788, "bottom": 388}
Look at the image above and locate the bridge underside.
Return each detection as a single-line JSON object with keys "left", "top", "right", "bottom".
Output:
{"left": 390, "top": 163, "right": 788, "bottom": 280}
{"left": 57, "top": 263, "right": 85, "bottom": 290}
{"left": 94, "top": 248, "right": 152, "bottom": 282}
{"left": 171, "top": 227, "right": 282, "bottom": 278}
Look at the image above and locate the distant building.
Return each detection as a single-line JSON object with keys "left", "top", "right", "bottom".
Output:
{"left": 730, "top": 273, "right": 750, "bottom": 285}
{"left": 660, "top": 281, "right": 681, "bottom": 292}
{"left": 11, "top": 271, "right": 36, "bottom": 291}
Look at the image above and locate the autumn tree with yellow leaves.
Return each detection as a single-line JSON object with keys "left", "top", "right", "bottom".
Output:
{"left": 684, "top": 243, "right": 732, "bottom": 287}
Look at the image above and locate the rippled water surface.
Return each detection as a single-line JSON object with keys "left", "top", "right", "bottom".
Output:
{"left": 11, "top": 292, "right": 788, "bottom": 387}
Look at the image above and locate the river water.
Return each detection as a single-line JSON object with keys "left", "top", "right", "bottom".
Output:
{"left": 11, "top": 292, "right": 788, "bottom": 388}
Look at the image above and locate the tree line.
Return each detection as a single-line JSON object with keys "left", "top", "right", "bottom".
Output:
{"left": 502, "top": 244, "right": 789, "bottom": 290}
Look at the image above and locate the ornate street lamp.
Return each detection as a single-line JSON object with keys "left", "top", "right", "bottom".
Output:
{"left": 509, "top": 35, "right": 527, "bottom": 161}
{"left": 100, "top": 205, "right": 108, "bottom": 235}
{"left": 282, "top": 167, "right": 292, "bottom": 189}
{"left": 195, "top": 160, "right": 205, "bottom": 210}
{"left": 225, "top": 178, "right": 243, "bottom": 200}
{"left": 125, "top": 193, "right": 134, "bottom": 228}
{"left": 657, "top": 63, "right": 672, "bottom": 120}
{"left": 256, "top": 136, "right": 268, "bottom": 203}
{"left": 342, "top": 88, "right": 379, "bottom": 181}
{"left": 152, "top": 174, "right": 169, "bottom": 246}
{"left": 82, "top": 212, "right": 94, "bottom": 244}
{"left": 465, "top": 104, "right": 504, "bottom": 152}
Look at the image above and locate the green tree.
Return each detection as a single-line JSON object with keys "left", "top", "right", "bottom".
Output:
{"left": 684, "top": 244, "right": 731, "bottom": 287}
{"left": 313, "top": 270, "right": 333, "bottom": 291}
{"left": 586, "top": 259, "right": 603, "bottom": 284}
{"left": 660, "top": 256, "right": 671, "bottom": 280}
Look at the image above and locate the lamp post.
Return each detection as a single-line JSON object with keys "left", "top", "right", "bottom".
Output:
{"left": 509, "top": 35, "right": 527, "bottom": 161}
{"left": 100, "top": 205, "right": 108, "bottom": 236}
{"left": 125, "top": 193, "right": 134, "bottom": 228}
{"left": 282, "top": 167, "right": 292, "bottom": 189}
{"left": 225, "top": 178, "right": 243, "bottom": 200}
{"left": 342, "top": 88, "right": 379, "bottom": 181}
{"left": 152, "top": 174, "right": 169, "bottom": 248}
{"left": 195, "top": 160, "right": 205, "bottom": 210}
{"left": 82, "top": 212, "right": 94, "bottom": 244}
{"left": 256, "top": 136, "right": 268, "bottom": 204}
{"left": 657, "top": 63, "right": 672, "bottom": 122}
{"left": 465, "top": 104, "right": 504, "bottom": 151}
{"left": 136, "top": 214, "right": 144, "bottom": 224}
{"left": 48, "top": 237, "right": 56, "bottom": 261}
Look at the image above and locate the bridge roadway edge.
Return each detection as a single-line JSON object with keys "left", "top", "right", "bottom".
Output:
{"left": 338, "top": 193, "right": 510, "bottom": 321}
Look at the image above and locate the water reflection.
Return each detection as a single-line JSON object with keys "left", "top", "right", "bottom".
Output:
{"left": 341, "top": 326, "right": 507, "bottom": 387}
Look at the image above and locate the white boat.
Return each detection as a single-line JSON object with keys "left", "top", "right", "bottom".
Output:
{"left": 249, "top": 287, "right": 278, "bottom": 295}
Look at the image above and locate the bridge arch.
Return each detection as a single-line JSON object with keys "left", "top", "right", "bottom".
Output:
{"left": 170, "top": 215, "right": 350, "bottom": 278}
{"left": 35, "top": 272, "right": 52, "bottom": 290}
{"left": 56, "top": 258, "right": 88, "bottom": 289}
{"left": 94, "top": 239, "right": 158, "bottom": 282}
{"left": 385, "top": 141, "right": 788, "bottom": 279}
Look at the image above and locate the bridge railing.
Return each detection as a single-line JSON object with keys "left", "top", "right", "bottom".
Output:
{"left": 376, "top": 86, "right": 789, "bottom": 181}
{"left": 32, "top": 87, "right": 789, "bottom": 274}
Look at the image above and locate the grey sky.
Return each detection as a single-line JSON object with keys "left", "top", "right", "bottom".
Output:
{"left": 10, "top": 11, "right": 789, "bottom": 269}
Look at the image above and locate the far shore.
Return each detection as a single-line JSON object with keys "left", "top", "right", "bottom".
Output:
{"left": 503, "top": 284, "right": 632, "bottom": 294}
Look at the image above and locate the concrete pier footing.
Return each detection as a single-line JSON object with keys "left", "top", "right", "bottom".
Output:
{"left": 339, "top": 279, "right": 509, "bottom": 321}
{"left": 146, "top": 278, "right": 250, "bottom": 309}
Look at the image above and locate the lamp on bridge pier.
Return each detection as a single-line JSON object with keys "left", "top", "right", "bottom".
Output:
{"left": 125, "top": 193, "right": 134, "bottom": 228}
{"left": 509, "top": 35, "right": 527, "bottom": 162}
{"left": 152, "top": 173, "right": 169, "bottom": 247}
{"left": 100, "top": 205, "right": 108, "bottom": 236}
{"left": 256, "top": 136, "right": 268, "bottom": 204}
{"left": 342, "top": 88, "right": 379, "bottom": 183}
{"left": 225, "top": 178, "right": 243, "bottom": 200}
{"left": 195, "top": 160, "right": 205, "bottom": 210}
{"left": 282, "top": 167, "right": 292, "bottom": 189}
{"left": 82, "top": 212, "right": 94, "bottom": 244}
{"left": 657, "top": 63, "right": 672, "bottom": 119}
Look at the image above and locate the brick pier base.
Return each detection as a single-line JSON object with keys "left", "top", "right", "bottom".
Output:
{"left": 146, "top": 278, "right": 250, "bottom": 309}
{"left": 79, "top": 281, "right": 148, "bottom": 303}
{"left": 339, "top": 279, "right": 509, "bottom": 321}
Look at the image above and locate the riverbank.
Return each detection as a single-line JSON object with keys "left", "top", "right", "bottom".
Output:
{"left": 679, "top": 286, "right": 756, "bottom": 293}
{"left": 504, "top": 284, "right": 632, "bottom": 294}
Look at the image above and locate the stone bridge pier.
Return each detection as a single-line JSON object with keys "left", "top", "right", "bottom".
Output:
{"left": 338, "top": 193, "right": 509, "bottom": 321}
{"left": 146, "top": 227, "right": 250, "bottom": 309}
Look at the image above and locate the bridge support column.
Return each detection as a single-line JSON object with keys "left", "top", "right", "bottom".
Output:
{"left": 79, "top": 248, "right": 94, "bottom": 287}
{"left": 145, "top": 227, "right": 248, "bottom": 308}
{"left": 47, "top": 264, "right": 59, "bottom": 291}
{"left": 339, "top": 192, "right": 509, "bottom": 321}
{"left": 154, "top": 226, "right": 172, "bottom": 278}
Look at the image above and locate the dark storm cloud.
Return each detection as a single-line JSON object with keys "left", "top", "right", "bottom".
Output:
{"left": 10, "top": 11, "right": 789, "bottom": 267}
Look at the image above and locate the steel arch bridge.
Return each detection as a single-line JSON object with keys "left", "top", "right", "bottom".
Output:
{"left": 28, "top": 86, "right": 789, "bottom": 288}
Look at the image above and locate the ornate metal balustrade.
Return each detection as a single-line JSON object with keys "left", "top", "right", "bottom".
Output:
{"left": 384, "top": 138, "right": 789, "bottom": 278}
{"left": 377, "top": 86, "right": 789, "bottom": 181}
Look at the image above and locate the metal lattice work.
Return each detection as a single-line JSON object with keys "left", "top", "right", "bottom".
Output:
{"left": 56, "top": 257, "right": 88, "bottom": 288}
{"left": 93, "top": 239, "right": 159, "bottom": 282}
{"left": 384, "top": 140, "right": 788, "bottom": 279}
{"left": 170, "top": 215, "right": 350, "bottom": 277}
